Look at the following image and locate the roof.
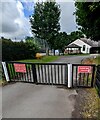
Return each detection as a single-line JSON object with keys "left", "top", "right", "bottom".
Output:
{"left": 80, "top": 38, "right": 93, "bottom": 46}
{"left": 92, "top": 41, "right": 100, "bottom": 47}
{"left": 66, "top": 38, "right": 100, "bottom": 48}
{"left": 66, "top": 43, "right": 82, "bottom": 48}
{"left": 80, "top": 38, "right": 100, "bottom": 47}
{"left": 98, "top": 41, "right": 100, "bottom": 47}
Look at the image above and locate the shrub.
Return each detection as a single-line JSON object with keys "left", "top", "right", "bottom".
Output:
{"left": 2, "top": 38, "right": 39, "bottom": 61}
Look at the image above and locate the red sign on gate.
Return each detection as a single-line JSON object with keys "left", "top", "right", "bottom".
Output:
{"left": 14, "top": 64, "right": 26, "bottom": 73}
{"left": 78, "top": 66, "right": 92, "bottom": 73}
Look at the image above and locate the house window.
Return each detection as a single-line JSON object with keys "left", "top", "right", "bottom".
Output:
{"left": 83, "top": 45, "right": 85, "bottom": 51}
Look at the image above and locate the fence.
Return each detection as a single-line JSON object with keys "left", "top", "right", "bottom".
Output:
{"left": 96, "top": 65, "right": 100, "bottom": 96}
{"left": 2, "top": 61, "right": 97, "bottom": 88}
{"left": 72, "top": 64, "right": 95, "bottom": 88}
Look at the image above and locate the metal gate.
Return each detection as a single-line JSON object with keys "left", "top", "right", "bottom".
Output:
{"left": 2, "top": 62, "right": 96, "bottom": 88}
{"left": 72, "top": 64, "right": 95, "bottom": 88}
{"left": 5, "top": 62, "right": 68, "bottom": 85}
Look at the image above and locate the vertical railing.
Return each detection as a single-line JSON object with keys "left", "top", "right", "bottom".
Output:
{"left": 1, "top": 65, "right": 6, "bottom": 81}
{"left": 3, "top": 62, "right": 68, "bottom": 86}
{"left": 32, "top": 64, "right": 37, "bottom": 84}
{"left": 35, "top": 63, "right": 68, "bottom": 85}
{"left": 2, "top": 61, "right": 98, "bottom": 89}
{"left": 72, "top": 64, "right": 96, "bottom": 88}
{"left": 2, "top": 62, "right": 10, "bottom": 82}
{"left": 5, "top": 62, "right": 35, "bottom": 83}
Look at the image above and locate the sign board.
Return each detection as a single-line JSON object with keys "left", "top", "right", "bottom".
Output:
{"left": 14, "top": 64, "right": 26, "bottom": 73}
{"left": 78, "top": 66, "right": 92, "bottom": 73}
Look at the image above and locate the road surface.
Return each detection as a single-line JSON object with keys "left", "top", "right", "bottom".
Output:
{"left": 2, "top": 55, "right": 96, "bottom": 118}
{"left": 2, "top": 83, "right": 77, "bottom": 118}
{"left": 52, "top": 54, "right": 95, "bottom": 63}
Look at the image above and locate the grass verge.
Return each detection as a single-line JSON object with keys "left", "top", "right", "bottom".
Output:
{"left": 80, "top": 55, "right": 100, "bottom": 119}
{"left": 17, "top": 56, "right": 60, "bottom": 63}
{"left": 93, "top": 56, "right": 100, "bottom": 65}
{"left": 82, "top": 55, "right": 100, "bottom": 65}
{"left": 73, "top": 88, "right": 100, "bottom": 119}
{"left": 0, "top": 80, "right": 8, "bottom": 86}
{"left": 82, "top": 88, "right": 100, "bottom": 118}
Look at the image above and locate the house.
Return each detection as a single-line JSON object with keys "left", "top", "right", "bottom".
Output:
{"left": 65, "top": 38, "right": 92, "bottom": 54}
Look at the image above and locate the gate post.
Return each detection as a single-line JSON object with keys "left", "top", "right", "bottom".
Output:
{"left": 2, "top": 62, "right": 10, "bottom": 82}
{"left": 68, "top": 63, "right": 72, "bottom": 88}
{"left": 91, "top": 65, "right": 96, "bottom": 87}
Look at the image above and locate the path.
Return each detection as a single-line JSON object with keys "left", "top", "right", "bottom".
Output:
{"left": 2, "top": 83, "right": 77, "bottom": 118}
{"left": 52, "top": 54, "right": 95, "bottom": 63}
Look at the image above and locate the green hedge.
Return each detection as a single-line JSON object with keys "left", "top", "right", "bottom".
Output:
{"left": 2, "top": 38, "right": 39, "bottom": 61}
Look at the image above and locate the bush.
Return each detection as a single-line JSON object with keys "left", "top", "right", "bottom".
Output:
{"left": 2, "top": 38, "right": 39, "bottom": 61}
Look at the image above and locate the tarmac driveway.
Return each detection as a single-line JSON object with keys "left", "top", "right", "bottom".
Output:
{"left": 2, "top": 83, "right": 77, "bottom": 118}
{"left": 52, "top": 55, "right": 95, "bottom": 64}
{"left": 2, "top": 55, "right": 97, "bottom": 118}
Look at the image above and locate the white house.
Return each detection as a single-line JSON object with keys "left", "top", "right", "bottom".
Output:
{"left": 65, "top": 38, "right": 93, "bottom": 54}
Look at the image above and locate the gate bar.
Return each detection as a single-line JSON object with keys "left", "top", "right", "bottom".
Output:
{"left": 68, "top": 63, "right": 72, "bottom": 88}
{"left": 2, "top": 62, "right": 10, "bottom": 81}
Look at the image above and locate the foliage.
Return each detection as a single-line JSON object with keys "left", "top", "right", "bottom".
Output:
{"left": 53, "top": 31, "right": 84, "bottom": 53}
{"left": 25, "top": 36, "right": 40, "bottom": 49}
{"left": 69, "top": 31, "right": 84, "bottom": 42}
{"left": 54, "top": 32, "right": 69, "bottom": 52}
{"left": 2, "top": 38, "right": 39, "bottom": 61}
{"left": 30, "top": 1, "right": 61, "bottom": 49}
{"left": 75, "top": 1, "right": 100, "bottom": 41}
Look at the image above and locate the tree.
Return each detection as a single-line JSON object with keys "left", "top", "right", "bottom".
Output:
{"left": 69, "top": 31, "right": 84, "bottom": 42}
{"left": 30, "top": 1, "right": 61, "bottom": 54}
{"left": 54, "top": 32, "right": 69, "bottom": 55}
{"left": 75, "top": 1, "right": 100, "bottom": 41}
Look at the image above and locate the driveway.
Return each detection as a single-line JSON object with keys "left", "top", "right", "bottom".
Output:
{"left": 2, "top": 54, "right": 96, "bottom": 118}
{"left": 2, "top": 83, "right": 77, "bottom": 118}
{"left": 52, "top": 54, "right": 96, "bottom": 64}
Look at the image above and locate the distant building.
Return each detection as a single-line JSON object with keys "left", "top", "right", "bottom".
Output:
{"left": 65, "top": 38, "right": 100, "bottom": 54}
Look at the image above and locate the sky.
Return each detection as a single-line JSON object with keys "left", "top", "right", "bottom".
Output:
{"left": 0, "top": 0, "right": 77, "bottom": 41}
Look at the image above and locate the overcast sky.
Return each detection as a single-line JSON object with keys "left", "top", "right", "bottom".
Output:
{"left": 0, "top": 0, "right": 77, "bottom": 40}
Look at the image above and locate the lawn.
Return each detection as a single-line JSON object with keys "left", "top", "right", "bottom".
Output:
{"left": 17, "top": 55, "right": 60, "bottom": 63}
